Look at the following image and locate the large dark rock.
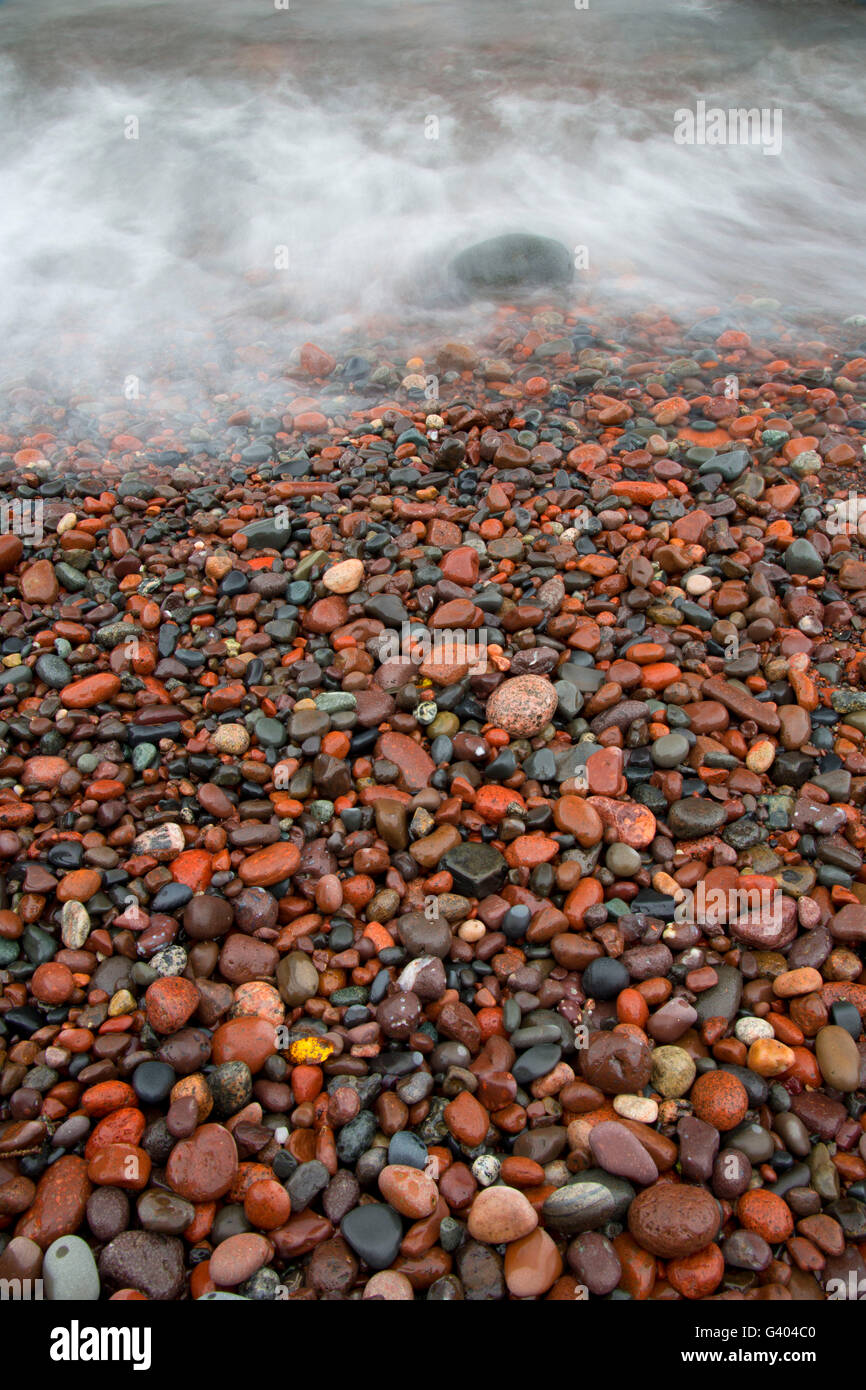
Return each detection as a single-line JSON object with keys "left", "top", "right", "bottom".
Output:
{"left": 441, "top": 842, "right": 507, "bottom": 897}
{"left": 341, "top": 1202, "right": 403, "bottom": 1269}
{"left": 450, "top": 233, "right": 573, "bottom": 295}
{"left": 98, "top": 1231, "right": 185, "bottom": 1300}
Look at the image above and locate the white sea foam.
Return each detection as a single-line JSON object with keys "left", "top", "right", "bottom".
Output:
{"left": 0, "top": 0, "right": 864, "bottom": 388}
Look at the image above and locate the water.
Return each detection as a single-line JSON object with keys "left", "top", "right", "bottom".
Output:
{"left": 1, "top": 0, "right": 865, "bottom": 388}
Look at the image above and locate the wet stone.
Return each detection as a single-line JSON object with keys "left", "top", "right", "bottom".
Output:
{"left": 99, "top": 1231, "right": 186, "bottom": 1300}
{"left": 543, "top": 1172, "right": 635, "bottom": 1234}
{"left": 441, "top": 843, "right": 507, "bottom": 897}
{"left": 3, "top": 288, "right": 866, "bottom": 1306}
{"left": 43, "top": 1235, "right": 100, "bottom": 1301}
{"left": 341, "top": 1203, "right": 404, "bottom": 1270}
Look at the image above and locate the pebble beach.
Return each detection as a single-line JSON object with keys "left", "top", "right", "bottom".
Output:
{"left": 2, "top": 0, "right": 866, "bottom": 1320}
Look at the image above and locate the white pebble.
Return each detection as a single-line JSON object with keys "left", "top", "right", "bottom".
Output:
{"left": 472, "top": 1155, "right": 501, "bottom": 1186}
{"left": 734, "top": 1017, "right": 774, "bottom": 1045}
{"left": 613, "top": 1094, "right": 659, "bottom": 1124}
{"left": 685, "top": 572, "right": 713, "bottom": 596}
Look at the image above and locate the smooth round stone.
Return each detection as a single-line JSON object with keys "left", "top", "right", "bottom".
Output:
{"left": 734, "top": 1017, "right": 774, "bottom": 1045}
{"left": 211, "top": 1205, "right": 252, "bottom": 1244}
{"left": 613, "top": 1094, "right": 659, "bottom": 1124}
{"left": 722, "top": 1229, "right": 772, "bottom": 1271}
{"left": 746, "top": 739, "right": 776, "bottom": 774}
{"left": 323, "top": 558, "right": 364, "bottom": 593}
{"left": 150, "top": 884, "right": 192, "bottom": 917}
{"left": 285, "top": 1160, "right": 330, "bottom": 1212}
{"left": 785, "top": 538, "right": 822, "bottom": 576}
{"left": 567, "top": 1231, "right": 622, "bottom": 1295}
{"left": 651, "top": 733, "right": 689, "bottom": 768}
{"left": 60, "top": 901, "right": 90, "bottom": 950}
{"left": 605, "top": 843, "right": 642, "bottom": 877}
{"left": 581, "top": 1032, "right": 652, "bottom": 1095}
{"left": 667, "top": 798, "right": 726, "bottom": 836}
{"left": 709, "top": 1146, "right": 751, "bottom": 1201}
{"left": 727, "top": 1122, "right": 775, "bottom": 1164}
{"left": 52, "top": 1115, "right": 90, "bottom": 1150}
{"left": 485, "top": 674, "right": 558, "bottom": 737}
{"left": 512, "top": 1043, "right": 561, "bottom": 1085}
{"left": 542, "top": 1172, "right": 634, "bottom": 1234}
{"left": 502, "top": 999, "right": 522, "bottom": 1032}
{"left": 747, "top": 1038, "right": 796, "bottom": 1079}
{"left": 43, "top": 1235, "right": 100, "bottom": 1301}
{"left": 513, "top": 1125, "right": 567, "bottom": 1167}
{"left": 149, "top": 943, "right": 188, "bottom": 977}
{"left": 553, "top": 795, "right": 603, "bottom": 846}
{"left": 509, "top": 1024, "right": 562, "bottom": 1049}
{"left": 363, "top": 1270, "right": 415, "bottom": 1300}
{"left": 35, "top": 653, "right": 71, "bottom": 689}
{"left": 774, "top": 1112, "right": 811, "bottom": 1158}
{"left": 254, "top": 718, "right": 286, "bottom": 748}
{"left": 815, "top": 1025, "right": 861, "bottom": 1092}
{"left": 315, "top": 691, "right": 356, "bottom": 714}
{"left": 651, "top": 1045, "right": 696, "bottom": 1099}
{"left": 212, "top": 723, "right": 250, "bottom": 755}
{"left": 718, "top": 1062, "right": 768, "bottom": 1107}
{"left": 209, "top": 1233, "right": 270, "bottom": 1287}
{"left": 467, "top": 1185, "right": 538, "bottom": 1243}
{"left": 503, "top": 1228, "right": 562, "bottom": 1297}
{"left": 137, "top": 1190, "right": 195, "bottom": 1235}
{"left": 429, "top": 711, "right": 459, "bottom": 739}
{"left": 132, "top": 742, "right": 158, "bottom": 771}
{"left": 581, "top": 957, "right": 629, "bottom": 1000}
{"left": 98, "top": 1231, "right": 185, "bottom": 1300}
{"left": 589, "top": 1121, "right": 658, "bottom": 1185}
{"left": 628, "top": 1182, "right": 720, "bottom": 1258}
{"left": 430, "top": 734, "right": 452, "bottom": 763}
{"left": 86, "top": 1187, "right": 130, "bottom": 1243}
{"left": 165, "top": 1123, "right": 238, "bottom": 1202}
{"left": 826, "top": 1198, "right": 866, "bottom": 1238}
{"left": 186, "top": 894, "right": 235, "bottom": 939}
{"left": 387, "top": 1132, "right": 428, "bottom": 1170}
{"left": 472, "top": 1155, "right": 501, "bottom": 1187}
{"left": 341, "top": 1203, "right": 404, "bottom": 1269}
{"left": 442, "top": 842, "right": 507, "bottom": 898}
{"left": 438, "top": 1217, "right": 463, "bottom": 1254}
{"left": 241, "top": 1268, "right": 283, "bottom": 1300}
{"left": 378, "top": 1164, "right": 438, "bottom": 1218}
{"left": 502, "top": 903, "right": 532, "bottom": 939}
{"left": 685, "top": 573, "right": 713, "bottom": 596}
{"left": 208, "top": 1061, "right": 253, "bottom": 1117}
{"left": 694, "top": 964, "right": 743, "bottom": 1024}
{"left": 338, "top": 1112, "right": 379, "bottom": 1165}
{"left": 277, "top": 951, "right": 320, "bottom": 1006}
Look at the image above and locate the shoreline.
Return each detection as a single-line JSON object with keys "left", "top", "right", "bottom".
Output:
{"left": 1, "top": 299, "right": 866, "bottom": 1303}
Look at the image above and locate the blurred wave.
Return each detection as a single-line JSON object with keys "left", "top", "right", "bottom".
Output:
{"left": 0, "top": 0, "right": 864, "bottom": 387}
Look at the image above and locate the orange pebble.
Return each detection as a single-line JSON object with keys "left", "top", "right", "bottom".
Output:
{"left": 244, "top": 1178, "right": 292, "bottom": 1231}
{"left": 291, "top": 1065, "right": 323, "bottom": 1104}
